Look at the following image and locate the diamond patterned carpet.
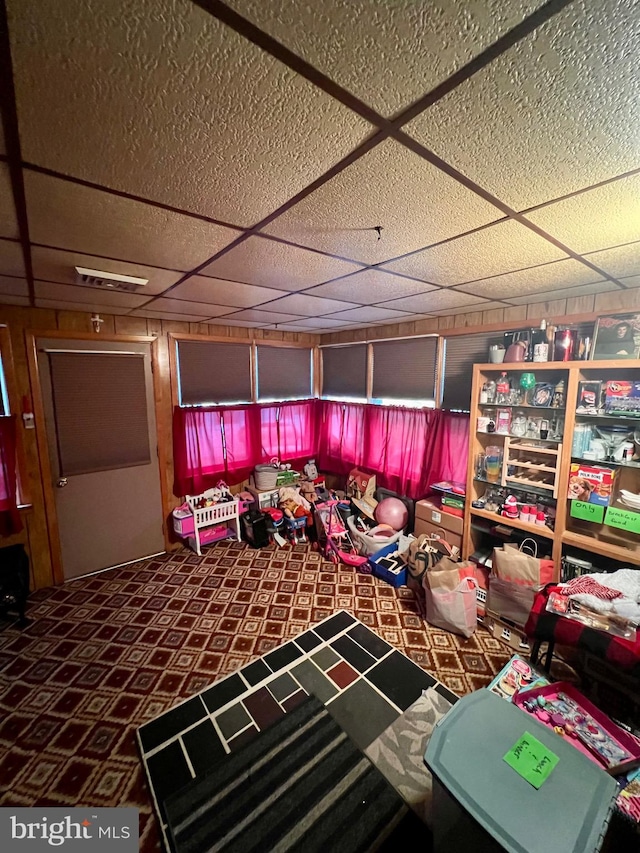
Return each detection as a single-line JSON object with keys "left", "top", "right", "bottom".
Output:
{"left": 0, "top": 540, "right": 512, "bottom": 851}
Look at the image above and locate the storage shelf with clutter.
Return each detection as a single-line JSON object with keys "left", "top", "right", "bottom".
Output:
{"left": 464, "top": 357, "right": 640, "bottom": 674}
{"left": 565, "top": 364, "right": 640, "bottom": 563}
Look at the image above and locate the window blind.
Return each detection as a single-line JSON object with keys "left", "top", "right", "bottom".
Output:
{"left": 177, "top": 340, "right": 252, "bottom": 405}
{"left": 372, "top": 337, "right": 437, "bottom": 401}
{"left": 441, "top": 333, "right": 495, "bottom": 411}
{"left": 257, "top": 345, "right": 312, "bottom": 400}
{"left": 48, "top": 352, "right": 150, "bottom": 475}
{"left": 321, "top": 344, "right": 367, "bottom": 399}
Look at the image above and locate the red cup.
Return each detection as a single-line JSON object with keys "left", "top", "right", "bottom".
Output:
{"left": 554, "top": 329, "right": 576, "bottom": 361}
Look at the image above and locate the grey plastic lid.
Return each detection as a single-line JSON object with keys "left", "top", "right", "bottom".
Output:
{"left": 425, "top": 690, "right": 617, "bottom": 853}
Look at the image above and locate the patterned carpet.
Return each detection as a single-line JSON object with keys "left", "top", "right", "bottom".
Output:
{"left": 0, "top": 540, "right": 512, "bottom": 851}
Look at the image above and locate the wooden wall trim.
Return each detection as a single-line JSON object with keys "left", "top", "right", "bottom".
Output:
{"left": 25, "top": 331, "right": 65, "bottom": 586}
{"left": 150, "top": 337, "right": 173, "bottom": 553}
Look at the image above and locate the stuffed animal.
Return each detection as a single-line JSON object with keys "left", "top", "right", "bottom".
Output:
{"left": 299, "top": 480, "right": 318, "bottom": 504}
{"left": 278, "top": 486, "right": 311, "bottom": 521}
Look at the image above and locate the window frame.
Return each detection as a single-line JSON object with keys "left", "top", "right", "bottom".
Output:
{"left": 170, "top": 333, "right": 317, "bottom": 408}
{"left": 0, "top": 325, "right": 30, "bottom": 507}
{"left": 321, "top": 335, "right": 439, "bottom": 408}
{"left": 255, "top": 341, "right": 314, "bottom": 403}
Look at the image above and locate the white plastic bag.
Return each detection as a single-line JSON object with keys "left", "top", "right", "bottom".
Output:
{"left": 425, "top": 578, "right": 478, "bottom": 638}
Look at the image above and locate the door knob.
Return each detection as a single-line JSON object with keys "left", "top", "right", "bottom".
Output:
{"left": 56, "top": 478, "right": 68, "bottom": 488}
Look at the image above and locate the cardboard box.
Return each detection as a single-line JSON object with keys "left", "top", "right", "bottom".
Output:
{"left": 346, "top": 468, "right": 376, "bottom": 500}
{"left": 486, "top": 654, "right": 550, "bottom": 702}
{"left": 568, "top": 462, "right": 615, "bottom": 506}
{"left": 604, "top": 380, "right": 640, "bottom": 415}
{"left": 474, "top": 563, "right": 490, "bottom": 617}
{"left": 413, "top": 516, "right": 462, "bottom": 552}
{"left": 485, "top": 611, "right": 531, "bottom": 653}
{"left": 415, "top": 499, "right": 463, "bottom": 536}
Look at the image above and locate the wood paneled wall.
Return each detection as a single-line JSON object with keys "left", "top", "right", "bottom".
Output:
{"left": 0, "top": 304, "right": 318, "bottom": 591}
{"left": 319, "top": 289, "right": 640, "bottom": 345}
{"left": 1, "top": 289, "right": 633, "bottom": 590}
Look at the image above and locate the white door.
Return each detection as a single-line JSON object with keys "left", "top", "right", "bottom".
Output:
{"left": 37, "top": 338, "right": 165, "bottom": 580}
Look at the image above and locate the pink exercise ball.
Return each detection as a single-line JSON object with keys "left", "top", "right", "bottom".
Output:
{"left": 375, "top": 497, "right": 408, "bottom": 531}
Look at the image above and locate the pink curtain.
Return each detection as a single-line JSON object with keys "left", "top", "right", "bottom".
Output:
{"left": 222, "top": 407, "right": 259, "bottom": 482}
{"left": 432, "top": 412, "right": 470, "bottom": 486}
{"left": 317, "top": 403, "right": 470, "bottom": 499}
{"left": 174, "top": 400, "right": 469, "bottom": 499}
{"left": 0, "top": 415, "right": 22, "bottom": 535}
{"left": 317, "top": 402, "right": 366, "bottom": 475}
{"left": 363, "top": 405, "right": 439, "bottom": 498}
{"left": 259, "top": 400, "right": 319, "bottom": 464}
{"left": 174, "top": 401, "right": 320, "bottom": 495}
{"left": 173, "top": 406, "right": 226, "bottom": 496}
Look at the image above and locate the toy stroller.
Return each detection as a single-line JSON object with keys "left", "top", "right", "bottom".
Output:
{"left": 284, "top": 513, "right": 308, "bottom": 545}
{"left": 314, "top": 500, "right": 369, "bottom": 569}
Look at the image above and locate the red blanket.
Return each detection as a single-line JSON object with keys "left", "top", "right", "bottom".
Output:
{"left": 525, "top": 584, "right": 640, "bottom": 674}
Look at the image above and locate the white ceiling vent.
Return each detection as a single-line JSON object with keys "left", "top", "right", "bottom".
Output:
{"left": 75, "top": 267, "right": 149, "bottom": 293}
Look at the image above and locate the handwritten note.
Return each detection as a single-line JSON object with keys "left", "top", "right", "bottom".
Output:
{"left": 503, "top": 732, "right": 559, "bottom": 789}
{"left": 604, "top": 506, "right": 640, "bottom": 534}
{"left": 570, "top": 500, "right": 604, "bottom": 524}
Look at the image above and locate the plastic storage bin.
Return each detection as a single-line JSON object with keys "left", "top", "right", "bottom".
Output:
{"left": 172, "top": 505, "right": 195, "bottom": 537}
{"left": 347, "top": 515, "right": 402, "bottom": 556}
{"left": 368, "top": 542, "right": 407, "bottom": 587}
{"left": 424, "top": 690, "right": 616, "bottom": 853}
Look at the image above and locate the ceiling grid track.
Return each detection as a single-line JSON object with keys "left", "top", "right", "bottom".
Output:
{"left": 0, "top": 0, "right": 637, "bottom": 326}
{"left": 0, "top": 0, "right": 35, "bottom": 305}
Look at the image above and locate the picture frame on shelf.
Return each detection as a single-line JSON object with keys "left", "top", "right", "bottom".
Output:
{"left": 591, "top": 312, "right": 640, "bottom": 361}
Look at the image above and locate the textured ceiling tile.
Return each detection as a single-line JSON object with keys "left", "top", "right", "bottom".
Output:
{"left": 381, "top": 219, "right": 567, "bottom": 285}
{"left": 256, "top": 292, "right": 356, "bottom": 315}
{"left": 324, "top": 306, "right": 412, "bottom": 322}
{"left": 217, "top": 319, "right": 268, "bottom": 327}
{"left": 34, "top": 297, "right": 133, "bottom": 314}
{"left": 143, "top": 297, "right": 234, "bottom": 317}
{"left": 454, "top": 259, "right": 604, "bottom": 300}
{"left": 0, "top": 240, "right": 25, "bottom": 277}
{"left": 24, "top": 172, "right": 240, "bottom": 271}
{"left": 619, "top": 275, "right": 640, "bottom": 289}
{"left": 428, "top": 300, "right": 506, "bottom": 315}
{"left": 407, "top": 0, "right": 640, "bottom": 209}
{"left": 34, "top": 281, "right": 148, "bottom": 308}
{"left": 376, "top": 289, "right": 486, "bottom": 313}
{"left": 31, "top": 246, "right": 182, "bottom": 296}
{"left": 277, "top": 318, "right": 357, "bottom": 329}
{"left": 201, "top": 237, "right": 360, "bottom": 290}
{"left": 263, "top": 139, "right": 501, "bottom": 262}
{"left": 127, "top": 308, "right": 211, "bottom": 322}
{"left": 305, "top": 269, "right": 438, "bottom": 302}
{"left": 583, "top": 242, "right": 640, "bottom": 279}
{"left": 10, "top": 0, "right": 371, "bottom": 226}
{"left": 228, "top": 1, "right": 546, "bottom": 117}
{"left": 0, "top": 276, "right": 29, "bottom": 297}
{"left": 219, "top": 309, "right": 306, "bottom": 324}
{"left": 504, "top": 280, "right": 619, "bottom": 304}
{"left": 168, "top": 275, "right": 288, "bottom": 307}
{"left": 524, "top": 175, "right": 640, "bottom": 255}
{"left": 0, "top": 166, "right": 19, "bottom": 239}
{"left": 0, "top": 294, "right": 29, "bottom": 307}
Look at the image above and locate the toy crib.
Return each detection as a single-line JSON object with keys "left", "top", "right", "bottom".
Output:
{"left": 184, "top": 491, "right": 241, "bottom": 555}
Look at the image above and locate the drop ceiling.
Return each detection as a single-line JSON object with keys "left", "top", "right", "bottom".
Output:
{"left": 0, "top": 0, "right": 638, "bottom": 335}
